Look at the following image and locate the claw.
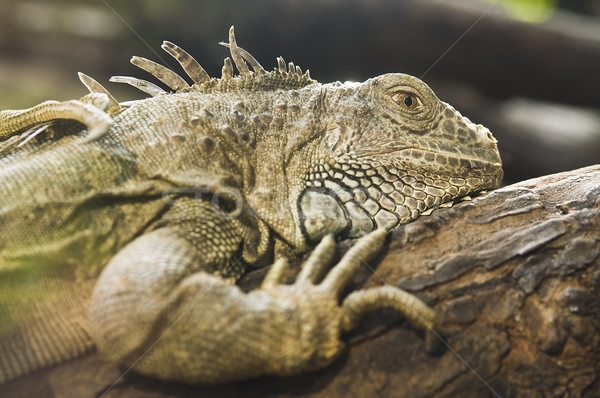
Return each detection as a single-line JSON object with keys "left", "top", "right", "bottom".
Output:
{"left": 16, "top": 124, "right": 50, "bottom": 147}
{"left": 320, "top": 229, "right": 388, "bottom": 297}
{"left": 296, "top": 234, "right": 336, "bottom": 284}
{"left": 261, "top": 258, "right": 289, "bottom": 288}
{"left": 342, "top": 286, "right": 435, "bottom": 331}
{"left": 341, "top": 286, "right": 443, "bottom": 354}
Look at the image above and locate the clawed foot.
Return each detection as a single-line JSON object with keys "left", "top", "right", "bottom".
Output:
{"left": 261, "top": 229, "right": 443, "bottom": 356}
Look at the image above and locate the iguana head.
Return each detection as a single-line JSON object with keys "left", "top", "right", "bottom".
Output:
{"left": 298, "top": 73, "right": 503, "bottom": 243}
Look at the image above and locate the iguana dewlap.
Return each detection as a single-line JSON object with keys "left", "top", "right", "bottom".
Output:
{"left": 0, "top": 27, "right": 502, "bottom": 384}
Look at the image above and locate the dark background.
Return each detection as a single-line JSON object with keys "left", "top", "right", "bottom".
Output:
{"left": 1, "top": 0, "right": 599, "bottom": 184}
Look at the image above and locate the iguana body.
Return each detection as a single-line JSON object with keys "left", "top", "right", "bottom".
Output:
{"left": 0, "top": 27, "right": 503, "bottom": 384}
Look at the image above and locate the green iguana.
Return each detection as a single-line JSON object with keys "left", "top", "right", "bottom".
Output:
{"left": 0, "top": 27, "right": 503, "bottom": 384}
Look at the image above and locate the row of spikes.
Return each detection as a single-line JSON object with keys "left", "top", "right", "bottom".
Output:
{"left": 78, "top": 26, "right": 312, "bottom": 112}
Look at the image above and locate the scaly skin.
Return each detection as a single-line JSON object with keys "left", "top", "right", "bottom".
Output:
{"left": 0, "top": 27, "right": 502, "bottom": 384}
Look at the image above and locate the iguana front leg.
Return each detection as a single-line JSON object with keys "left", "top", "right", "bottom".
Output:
{"left": 89, "top": 227, "right": 437, "bottom": 384}
{"left": 0, "top": 93, "right": 113, "bottom": 143}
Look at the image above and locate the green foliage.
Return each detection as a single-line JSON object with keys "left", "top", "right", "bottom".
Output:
{"left": 488, "top": 0, "right": 558, "bottom": 23}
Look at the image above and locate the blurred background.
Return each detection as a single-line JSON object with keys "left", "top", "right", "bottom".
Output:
{"left": 0, "top": 0, "right": 599, "bottom": 184}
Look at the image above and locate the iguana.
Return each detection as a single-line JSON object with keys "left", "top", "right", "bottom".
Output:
{"left": 0, "top": 27, "right": 503, "bottom": 385}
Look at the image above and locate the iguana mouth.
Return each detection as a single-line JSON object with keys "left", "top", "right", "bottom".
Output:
{"left": 360, "top": 144, "right": 502, "bottom": 180}
{"left": 395, "top": 147, "right": 503, "bottom": 170}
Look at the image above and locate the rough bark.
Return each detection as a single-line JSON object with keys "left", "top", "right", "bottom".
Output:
{"left": 1, "top": 165, "right": 599, "bottom": 398}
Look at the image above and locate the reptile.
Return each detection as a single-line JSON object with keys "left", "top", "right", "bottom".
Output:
{"left": 0, "top": 27, "right": 503, "bottom": 385}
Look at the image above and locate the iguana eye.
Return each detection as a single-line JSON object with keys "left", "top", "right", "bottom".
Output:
{"left": 391, "top": 92, "right": 420, "bottom": 110}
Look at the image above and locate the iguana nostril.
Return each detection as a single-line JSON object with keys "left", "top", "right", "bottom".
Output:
{"left": 476, "top": 125, "right": 496, "bottom": 144}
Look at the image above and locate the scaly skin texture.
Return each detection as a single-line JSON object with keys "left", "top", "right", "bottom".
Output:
{"left": 0, "top": 27, "right": 503, "bottom": 384}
